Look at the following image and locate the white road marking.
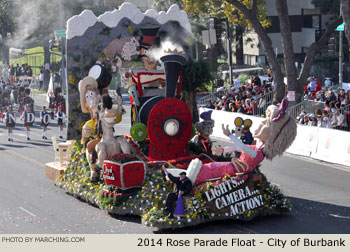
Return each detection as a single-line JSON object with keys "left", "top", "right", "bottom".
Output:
{"left": 283, "top": 153, "right": 350, "bottom": 173}
{"left": 14, "top": 133, "right": 26, "bottom": 137}
{"left": 271, "top": 182, "right": 281, "bottom": 187}
{"left": 329, "top": 214, "right": 350, "bottom": 219}
{"left": 4, "top": 149, "right": 45, "bottom": 167}
{"left": 19, "top": 207, "right": 36, "bottom": 217}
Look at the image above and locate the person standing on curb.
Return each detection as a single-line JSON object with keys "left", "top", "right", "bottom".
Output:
{"left": 39, "top": 70, "right": 44, "bottom": 90}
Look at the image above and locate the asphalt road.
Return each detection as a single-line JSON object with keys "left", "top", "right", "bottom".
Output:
{"left": 0, "top": 93, "right": 349, "bottom": 234}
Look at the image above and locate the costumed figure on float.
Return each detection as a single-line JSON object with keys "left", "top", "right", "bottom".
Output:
{"left": 95, "top": 93, "right": 131, "bottom": 170}
{"left": 78, "top": 68, "right": 131, "bottom": 181}
{"left": 78, "top": 76, "right": 103, "bottom": 181}
{"left": 191, "top": 110, "right": 215, "bottom": 153}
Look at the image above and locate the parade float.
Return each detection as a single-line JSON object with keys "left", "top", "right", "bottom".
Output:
{"left": 56, "top": 3, "right": 295, "bottom": 230}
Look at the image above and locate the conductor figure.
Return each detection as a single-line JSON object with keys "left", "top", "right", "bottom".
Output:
{"left": 162, "top": 166, "right": 192, "bottom": 218}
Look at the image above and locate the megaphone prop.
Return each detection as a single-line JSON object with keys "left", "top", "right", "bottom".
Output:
{"left": 173, "top": 194, "right": 185, "bottom": 216}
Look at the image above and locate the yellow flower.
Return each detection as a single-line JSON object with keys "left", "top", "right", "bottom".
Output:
{"left": 68, "top": 75, "right": 75, "bottom": 85}
{"left": 169, "top": 221, "right": 172, "bottom": 225}
{"left": 128, "top": 25, "right": 134, "bottom": 34}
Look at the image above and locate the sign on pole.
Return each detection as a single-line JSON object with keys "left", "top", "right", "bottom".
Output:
{"left": 336, "top": 23, "right": 344, "bottom": 31}
{"left": 202, "top": 30, "right": 210, "bottom": 45}
{"left": 55, "top": 30, "right": 66, "bottom": 37}
{"left": 202, "top": 30, "right": 217, "bottom": 46}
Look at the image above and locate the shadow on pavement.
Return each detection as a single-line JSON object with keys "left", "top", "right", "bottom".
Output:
{"left": 0, "top": 144, "right": 28, "bottom": 148}
{"left": 30, "top": 142, "right": 52, "bottom": 147}
{"left": 154, "top": 197, "right": 350, "bottom": 234}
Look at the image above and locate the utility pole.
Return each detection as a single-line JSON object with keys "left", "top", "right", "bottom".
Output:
{"left": 339, "top": 6, "right": 343, "bottom": 86}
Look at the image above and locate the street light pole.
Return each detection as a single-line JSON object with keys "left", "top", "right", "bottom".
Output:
{"left": 59, "top": 0, "right": 66, "bottom": 95}
{"left": 225, "top": 18, "right": 233, "bottom": 86}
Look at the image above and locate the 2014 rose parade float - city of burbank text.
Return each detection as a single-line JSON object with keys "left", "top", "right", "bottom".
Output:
{"left": 136, "top": 237, "right": 346, "bottom": 248}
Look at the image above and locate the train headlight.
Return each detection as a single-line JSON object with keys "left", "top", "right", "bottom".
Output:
{"left": 163, "top": 118, "right": 180, "bottom": 137}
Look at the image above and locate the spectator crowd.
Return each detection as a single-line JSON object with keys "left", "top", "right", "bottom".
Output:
{"left": 203, "top": 72, "right": 274, "bottom": 116}
{"left": 202, "top": 73, "right": 350, "bottom": 133}
{"left": 297, "top": 76, "right": 350, "bottom": 131}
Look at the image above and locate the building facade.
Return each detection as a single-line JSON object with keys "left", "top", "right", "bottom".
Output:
{"left": 241, "top": 0, "right": 335, "bottom": 66}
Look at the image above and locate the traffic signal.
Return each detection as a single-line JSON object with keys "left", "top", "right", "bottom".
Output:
{"left": 328, "top": 36, "right": 335, "bottom": 55}
{"left": 202, "top": 50, "right": 208, "bottom": 60}
{"left": 214, "top": 18, "right": 224, "bottom": 55}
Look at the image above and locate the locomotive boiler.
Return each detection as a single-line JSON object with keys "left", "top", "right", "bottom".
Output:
{"left": 129, "top": 49, "right": 192, "bottom": 161}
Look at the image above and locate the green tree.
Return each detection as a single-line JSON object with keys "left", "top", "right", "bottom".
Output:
{"left": 183, "top": 0, "right": 270, "bottom": 66}
{"left": 313, "top": 0, "right": 340, "bottom": 14}
{"left": 0, "top": 0, "right": 16, "bottom": 65}
{"left": 9, "top": 0, "right": 111, "bottom": 88}
{"left": 341, "top": 0, "right": 350, "bottom": 53}
{"left": 184, "top": 0, "right": 342, "bottom": 104}
{"left": 181, "top": 58, "right": 212, "bottom": 122}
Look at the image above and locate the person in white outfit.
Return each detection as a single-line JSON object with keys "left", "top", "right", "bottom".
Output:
{"left": 5, "top": 105, "right": 16, "bottom": 142}
{"left": 56, "top": 106, "right": 65, "bottom": 139}
{"left": 233, "top": 74, "right": 240, "bottom": 90}
{"left": 40, "top": 105, "right": 50, "bottom": 139}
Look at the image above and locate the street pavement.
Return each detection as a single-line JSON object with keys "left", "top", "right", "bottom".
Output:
{"left": 0, "top": 93, "right": 349, "bottom": 234}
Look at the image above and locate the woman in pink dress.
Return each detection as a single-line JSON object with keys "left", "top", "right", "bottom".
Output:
{"left": 165, "top": 99, "right": 297, "bottom": 186}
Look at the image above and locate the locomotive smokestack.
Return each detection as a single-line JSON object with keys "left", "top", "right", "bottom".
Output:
{"left": 160, "top": 50, "right": 187, "bottom": 98}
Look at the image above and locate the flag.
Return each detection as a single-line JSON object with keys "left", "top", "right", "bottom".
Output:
{"left": 46, "top": 74, "right": 54, "bottom": 103}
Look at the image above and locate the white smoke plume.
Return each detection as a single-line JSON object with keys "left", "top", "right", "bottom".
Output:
{"left": 149, "top": 39, "right": 184, "bottom": 62}
{"left": 8, "top": 0, "right": 109, "bottom": 48}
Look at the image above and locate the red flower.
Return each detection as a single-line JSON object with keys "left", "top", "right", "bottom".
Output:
{"left": 107, "top": 153, "right": 139, "bottom": 164}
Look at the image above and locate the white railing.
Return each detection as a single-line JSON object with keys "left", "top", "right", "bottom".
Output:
{"left": 198, "top": 90, "right": 225, "bottom": 105}
{"left": 254, "top": 90, "right": 274, "bottom": 117}
{"left": 287, "top": 100, "right": 325, "bottom": 119}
